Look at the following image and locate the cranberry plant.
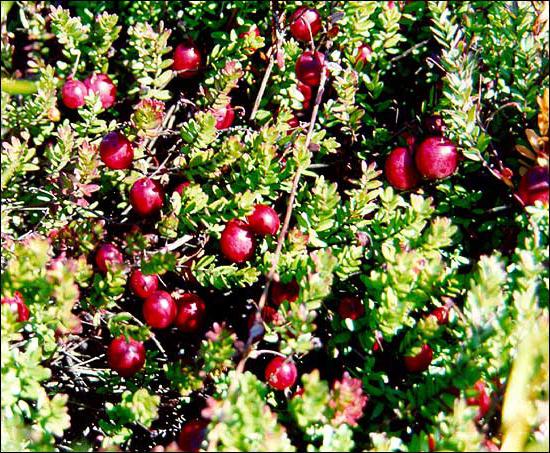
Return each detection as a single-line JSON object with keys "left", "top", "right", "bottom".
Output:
{"left": 1, "top": 1, "right": 549, "bottom": 452}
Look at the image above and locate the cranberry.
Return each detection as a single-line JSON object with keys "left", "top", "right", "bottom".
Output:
{"left": 1, "top": 291, "right": 30, "bottom": 322}
{"left": 84, "top": 73, "right": 117, "bottom": 109}
{"left": 295, "top": 51, "right": 326, "bottom": 87}
{"left": 467, "top": 380, "right": 491, "bottom": 417}
{"left": 337, "top": 296, "right": 364, "bottom": 320}
{"left": 403, "top": 344, "right": 433, "bottom": 373}
{"left": 289, "top": 7, "right": 322, "bottom": 42}
{"left": 173, "top": 40, "right": 202, "bottom": 79}
{"left": 271, "top": 279, "right": 300, "bottom": 306}
{"left": 174, "top": 293, "right": 206, "bottom": 333}
{"left": 212, "top": 104, "right": 235, "bottom": 130}
{"left": 95, "top": 243, "right": 123, "bottom": 273}
{"left": 428, "top": 434, "right": 436, "bottom": 452}
{"left": 265, "top": 356, "right": 298, "bottom": 390}
{"left": 297, "top": 81, "right": 313, "bottom": 109}
{"left": 107, "top": 335, "right": 146, "bottom": 377}
{"left": 61, "top": 78, "right": 87, "bottom": 109}
{"left": 247, "top": 306, "right": 281, "bottom": 329}
{"left": 247, "top": 204, "right": 280, "bottom": 236}
{"left": 287, "top": 115, "right": 300, "bottom": 130}
{"left": 99, "top": 131, "right": 134, "bottom": 170}
{"left": 129, "top": 178, "right": 164, "bottom": 216}
{"left": 429, "top": 306, "right": 449, "bottom": 325}
{"left": 355, "top": 43, "right": 373, "bottom": 65}
{"left": 178, "top": 420, "right": 208, "bottom": 452}
{"left": 518, "top": 166, "right": 549, "bottom": 206}
{"left": 174, "top": 181, "right": 190, "bottom": 196}
{"left": 385, "top": 146, "right": 421, "bottom": 190}
{"left": 129, "top": 269, "right": 159, "bottom": 299}
{"left": 142, "top": 291, "right": 177, "bottom": 329}
{"left": 423, "top": 115, "right": 446, "bottom": 135}
{"left": 414, "top": 136, "right": 459, "bottom": 180}
{"left": 219, "top": 219, "right": 256, "bottom": 263}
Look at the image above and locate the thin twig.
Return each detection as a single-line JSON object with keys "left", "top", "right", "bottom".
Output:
{"left": 389, "top": 39, "right": 430, "bottom": 63}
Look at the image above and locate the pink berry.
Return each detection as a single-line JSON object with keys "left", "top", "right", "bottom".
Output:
{"left": 107, "top": 335, "right": 146, "bottom": 377}
{"left": 174, "top": 181, "right": 190, "bottom": 196}
{"left": 61, "top": 78, "right": 87, "bottom": 109}
{"left": 295, "top": 51, "right": 326, "bottom": 87}
{"left": 178, "top": 420, "right": 208, "bottom": 452}
{"left": 265, "top": 356, "right": 298, "bottom": 390}
{"left": 99, "top": 131, "right": 134, "bottom": 170}
{"left": 219, "top": 219, "right": 256, "bottom": 263}
{"left": 414, "top": 137, "right": 459, "bottom": 180}
{"left": 289, "top": 7, "right": 322, "bottom": 42}
{"left": 95, "top": 243, "right": 123, "bottom": 273}
{"left": 84, "top": 73, "right": 117, "bottom": 109}
{"left": 142, "top": 291, "right": 177, "bottom": 329}
{"left": 212, "top": 104, "right": 235, "bottom": 130}
{"left": 429, "top": 306, "right": 449, "bottom": 325}
{"left": 173, "top": 40, "right": 202, "bottom": 79}
{"left": 129, "top": 269, "right": 159, "bottom": 299}
{"left": 518, "top": 166, "right": 549, "bottom": 206}
{"left": 1, "top": 291, "right": 30, "bottom": 322}
{"left": 271, "top": 279, "right": 299, "bottom": 306}
{"left": 385, "top": 146, "right": 420, "bottom": 190}
{"left": 247, "top": 204, "right": 280, "bottom": 236}
{"left": 174, "top": 293, "right": 206, "bottom": 333}
{"left": 337, "top": 296, "right": 364, "bottom": 320}
{"left": 355, "top": 43, "right": 373, "bottom": 65}
{"left": 404, "top": 344, "right": 433, "bottom": 373}
{"left": 129, "top": 178, "right": 164, "bottom": 216}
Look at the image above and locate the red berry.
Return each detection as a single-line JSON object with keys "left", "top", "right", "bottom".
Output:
{"left": 385, "top": 146, "right": 421, "bottom": 190}
{"left": 142, "top": 291, "right": 177, "bottom": 329}
{"left": 404, "top": 344, "right": 433, "bottom": 373}
{"left": 174, "top": 181, "right": 190, "bottom": 196}
{"left": 1, "top": 291, "right": 30, "bottom": 322}
{"left": 178, "top": 420, "right": 208, "bottom": 452}
{"left": 99, "top": 131, "right": 134, "bottom": 170}
{"left": 337, "top": 296, "right": 364, "bottom": 320}
{"left": 265, "top": 356, "right": 298, "bottom": 390}
{"left": 129, "top": 269, "right": 159, "bottom": 299}
{"left": 423, "top": 115, "right": 446, "bottom": 136}
{"left": 107, "top": 335, "right": 146, "bottom": 377}
{"left": 95, "top": 243, "right": 123, "bottom": 273}
{"left": 414, "top": 136, "right": 459, "bottom": 180}
{"left": 297, "top": 81, "right": 313, "bottom": 109}
{"left": 247, "top": 204, "right": 280, "bottom": 236}
{"left": 429, "top": 306, "right": 449, "bottom": 325}
{"left": 212, "top": 104, "right": 235, "bottom": 130}
{"left": 61, "top": 78, "right": 87, "bottom": 109}
{"left": 247, "top": 306, "right": 281, "bottom": 329}
{"left": 84, "top": 73, "right": 117, "bottom": 109}
{"left": 295, "top": 51, "right": 326, "bottom": 87}
{"left": 220, "top": 219, "right": 256, "bottom": 263}
{"left": 271, "top": 279, "right": 299, "bottom": 306}
{"left": 174, "top": 293, "right": 206, "bottom": 333}
{"left": 428, "top": 434, "right": 436, "bottom": 452}
{"left": 173, "top": 40, "right": 202, "bottom": 79}
{"left": 289, "top": 7, "right": 322, "bottom": 42}
{"left": 355, "top": 43, "right": 373, "bottom": 65}
{"left": 467, "top": 380, "right": 491, "bottom": 417}
{"left": 287, "top": 115, "right": 300, "bottom": 130}
{"left": 518, "top": 166, "right": 549, "bottom": 206}
{"left": 129, "top": 178, "right": 164, "bottom": 216}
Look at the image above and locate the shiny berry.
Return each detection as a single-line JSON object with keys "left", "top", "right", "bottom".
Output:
{"left": 271, "top": 279, "right": 299, "bottom": 306}
{"left": 297, "top": 81, "right": 313, "bottom": 108}
{"left": 220, "top": 219, "right": 256, "bottom": 263}
{"left": 518, "top": 166, "right": 549, "bottom": 206}
{"left": 95, "top": 243, "right": 123, "bottom": 273}
{"left": 107, "top": 335, "right": 146, "bottom": 377}
{"left": 61, "top": 78, "right": 87, "bottom": 109}
{"left": 212, "top": 104, "right": 235, "bottom": 130}
{"left": 414, "top": 136, "right": 459, "bottom": 180}
{"left": 178, "top": 420, "right": 208, "bottom": 452}
{"left": 129, "top": 269, "right": 159, "bottom": 299}
{"left": 404, "top": 344, "right": 433, "bottom": 373}
{"left": 429, "top": 306, "right": 449, "bottom": 325}
{"left": 467, "top": 380, "right": 491, "bottom": 417}
{"left": 174, "top": 293, "right": 206, "bottom": 333}
{"left": 355, "top": 43, "right": 373, "bottom": 65}
{"left": 247, "top": 204, "right": 280, "bottom": 236}
{"left": 1, "top": 291, "right": 30, "bottom": 322}
{"left": 295, "top": 51, "right": 325, "bottom": 87}
{"left": 337, "top": 296, "right": 364, "bottom": 320}
{"left": 289, "top": 7, "right": 322, "bottom": 42}
{"left": 99, "top": 131, "right": 134, "bottom": 170}
{"left": 129, "top": 178, "right": 164, "bottom": 216}
{"left": 174, "top": 181, "right": 190, "bottom": 196}
{"left": 173, "top": 41, "right": 202, "bottom": 79}
{"left": 84, "top": 73, "right": 117, "bottom": 109}
{"left": 142, "top": 291, "right": 177, "bottom": 329}
{"left": 385, "top": 146, "right": 421, "bottom": 190}
{"left": 265, "top": 356, "right": 298, "bottom": 390}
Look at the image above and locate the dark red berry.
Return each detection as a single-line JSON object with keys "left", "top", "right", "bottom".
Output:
{"left": 355, "top": 43, "right": 373, "bottom": 65}
{"left": 385, "top": 146, "right": 421, "bottom": 190}
{"left": 518, "top": 166, "right": 549, "bottom": 206}
{"left": 287, "top": 115, "right": 300, "bottom": 130}
{"left": 289, "top": 7, "right": 322, "bottom": 42}
{"left": 297, "top": 81, "right": 313, "bottom": 109}
{"left": 129, "top": 269, "right": 159, "bottom": 299}
{"left": 423, "top": 115, "right": 446, "bottom": 136}
{"left": 212, "top": 104, "right": 235, "bottom": 130}
{"left": 337, "top": 296, "right": 364, "bottom": 320}
{"left": 265, "top": 356, "right": 298, "bottom": 390}
{"left": 219, "top": 219, "right": 256, "bottom": 263}
{"left": 174, "top": 181, "right": 190, "bottom": 196}
{"left": 271, "top": 279, "right": 299, "bottom": 306}
{"left": 429, "top": 306, "right": 449, "bottom": 325}
{"left": 173, "top": 40, "right": 202, "bottom": 79}
{"left": 295, "top": 51, "right": 326, "bottom": 87}
{"left": 84, "top": 73, "right": 117, "bottom": 109}
{"left": 61, "top": 78, "right": 87, "bottom": 109}
{"left": 107, "top": 336, "right": 146, "bottom": 377}
{"left": 247, "top": 306, "right": 281, "bottom": 329}
{"left": 1, "top": 291, "right": 30, "bottom": 322}
{"left": 467, "top": 380, "right": 491, "bottom": 417}
{"left": 404, "top": 344, "right": 433, "bottom": 373}
{"left": 414, "top": 136, "right": 459, "bottom": 180}
{"left": 95, "top": 243, "right": 123, "bottom": 273}
{"left": 129, "top": 178, "right": 164, "bottom": 216}
{"left": 178, "top": 420, "right": 208, "bottom": 452}
{"left": 247, "top": 204, "right": 280, "bottom": 236}
{"left": 142, "top": 290, "right": 177, "bottom": 329}
{"left": 428, "top": 434, "right": 436, "bottom": 452}
{"left": 174, "top": 293, "right": 206, "bottom": 333}
{"left": 99, "top": 131, "right": 134, "bottom": 170}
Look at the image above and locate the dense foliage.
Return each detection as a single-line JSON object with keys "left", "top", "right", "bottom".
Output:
{"left": 1, "top": 1, "right": 548, "bottom": 452}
